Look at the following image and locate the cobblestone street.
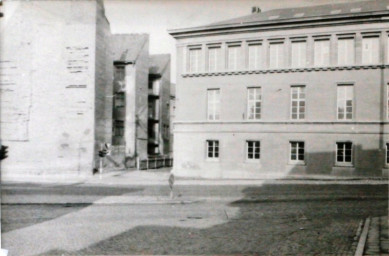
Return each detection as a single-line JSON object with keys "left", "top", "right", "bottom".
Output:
{"left": 1, "top": 183, "right": 387, "bottom": 255}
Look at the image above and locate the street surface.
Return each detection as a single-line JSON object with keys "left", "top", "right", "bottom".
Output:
{"left": 1, "top": 182, "right": 388, "bottom": 256}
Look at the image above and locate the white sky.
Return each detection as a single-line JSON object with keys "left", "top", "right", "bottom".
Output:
{"left": 104, "top": 0, "right": 360, "bottom": 82}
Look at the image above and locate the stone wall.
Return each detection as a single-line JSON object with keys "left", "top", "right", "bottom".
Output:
{"left": 0, "top": 1, "right": 98, "bottom": 179}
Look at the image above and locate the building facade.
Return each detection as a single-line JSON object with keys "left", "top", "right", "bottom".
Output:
{"left": 169, "top": 0, "right": 389, "bottom": 179}
{"left": 0, "top": 0, "right": 171, "bottom": 180}
{"left": 148, "top": 54, "right": 171, "bottom": 157}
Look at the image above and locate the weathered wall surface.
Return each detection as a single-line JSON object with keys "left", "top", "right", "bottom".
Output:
{"left": 94, "top": 0, "right": 113, "bottom": 169}
{"left": 135, "top": 37, "right": 150, "bottom": 160}
{"left": 0, "top": 1, "right": 98, "bottom": 179}
{"left": 172, "top": 21, "right": 388, "bottom": 178}
{"left": 110, "top": 34, "right": 149, "bottom": 165}
{"left": 149, "top": 54, "right": 171, "bottom": 155}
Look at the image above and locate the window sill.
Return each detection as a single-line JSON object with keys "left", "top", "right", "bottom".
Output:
{"left": 206, "top": 158, "right": 219, "bottom": 162}
{"left": 334, "top": 163, "right": 354, "bottom": 167}
{"left": 288, "top": 161, "right": 306, "bottom": 166}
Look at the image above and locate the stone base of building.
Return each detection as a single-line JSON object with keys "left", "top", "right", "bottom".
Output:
{"left": 171, "top": 166, "right": 385, "bottom": 180}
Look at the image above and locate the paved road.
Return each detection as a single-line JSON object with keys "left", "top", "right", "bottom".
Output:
{"left": 1, "top": 183, "right": 388, "bottom": 256}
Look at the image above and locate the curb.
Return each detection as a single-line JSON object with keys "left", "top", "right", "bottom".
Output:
{"left": 355, "top": 217, "right": 371, "bottom": 256}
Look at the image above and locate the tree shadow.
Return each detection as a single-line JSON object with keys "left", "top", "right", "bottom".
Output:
{"left": 1, "top": 184, "right": 144, "bottom": 233}
{"left": 39, "top": 184, "right": 388, "bottom": 255}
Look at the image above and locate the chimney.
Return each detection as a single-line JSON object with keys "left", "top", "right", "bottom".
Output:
{"left": 252, "top": 6, "right": 261, "bottom": 14}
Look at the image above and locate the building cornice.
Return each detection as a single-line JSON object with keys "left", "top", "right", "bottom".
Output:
{"left": 181, "top": 64, "right": 389, "bottom": 78}
{"left": 174, "top": 121, "right": 389, "bottom": 125}
{"left": 169, "top": 12, "right": 389, "bottom": 39}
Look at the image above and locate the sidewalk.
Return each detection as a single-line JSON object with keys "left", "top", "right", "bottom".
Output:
{"left": 84, "top": 168, "right": 389, "bottom": 186}
{"left": 356, "top": 216, "right": 389, "bottom": 255}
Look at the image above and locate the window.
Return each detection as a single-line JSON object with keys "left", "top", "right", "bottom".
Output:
{"left": 188, "top": 48, "right": 201, "bottom": 73}
{"left": 290, "top": 141, "right": 305, "bottom": 163}
{"left": 362, "top": 37, "right": 379, "bottom": 64}
{"left": 291, "top": 41, "right": 307, "bottom": 68}
{"left": 337, "top": 85, "right": 353, "bottom": 120}
{"left": 337, "top": 38, "right": 355, "bottom": 65}
{"left": 269, "top": 42, "right": 284, "bottom": 68}
{"left": 247, "top": 87, "right": 261, "bottom": 120}
{"left": 336, "top": 142, "right": 352, "bottom": 164}
{"left": 227, "top": 45, "right": 240, "bottom": 70}
{"left": 387, "top": 84, "right": 389, "bottom": 119}
{"left": 247, "top": 141, "right": 260, "bottom": 161}
{"left": 208, "top": 46, "right": 221, "bottom": 72}
{"left": 314, "top": 39, "right": 330, "bottom": 66}
{"left": 207, "top": 89, "right": 220, "bottom": 120}
{"left": 113, "top": 120, "right": 124, "bottom": 136}
{"left": 291, "top": 86, "right": 305, "bottom": 120}
{"left": 248, "top": 44, "right": 262, "bottom": 69}
{"left": 386, "top": 143, "right": 389, "bottom": 165}
{"left": 387, "top": 35, "right": 389, "bottom": 63}
{"left": 207, "top": 140, "right": 219, "bottom": 159}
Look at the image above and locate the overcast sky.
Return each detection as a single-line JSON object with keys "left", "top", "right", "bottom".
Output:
{"left": 104, "top": 0, "right": 360, "bottom": 82}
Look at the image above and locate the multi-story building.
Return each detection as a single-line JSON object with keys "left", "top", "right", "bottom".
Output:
{"left": 169, "top": 0, "right": 389, "bottom": 179}
{"left": 0, "top": 0, "right": 172, "bottom": 180}
{"left": 148, "top": 54, "right": 171, "bottom": 157}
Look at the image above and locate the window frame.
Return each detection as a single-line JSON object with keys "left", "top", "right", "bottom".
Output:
{"left": 246, "top": 140, "right": 261, "bottom": 162}
{"left": 291, "top": 40, "right": 307, "bottom": 68}
{"left": 227, "top": 44, "right": 241, "bottom": 71}
{"left": 289, "top": 141, "right": 305, "bottom": 165}
{"left": 386, "top": 143, "right": 389, "bottom": 167}
{"left": 207, "top": 88, "right": 221, "bottom": 121}
{"left": 188, "top": 47, "right": 202, "bottom": 73}
{"left": 248, "top": 43, "right": 263, "bottom": 70}
{"left": 290, "top": 85, "right": 306, "bottom": 120}
{"left": 361, "top": 36, "right": 380, "bottom": 65}
{"left": 337, "top": 84, "right": 354, "bottom": 121}
{"left": 335, "top": 141, "right": 353, "bottom": 167}
{"left": 207, "top": 45, "right": 221, "bottom": 72}
{"left": 206, "top": 140, "right": 219, "bottom": 161}
{"left": 387, "top": 83, "right": 389, "bottom": 120}
{"left": 269, "top": 41, "right": 285, "bottom": 69}
{"left": 337, "top": 36, "right": 355, "bottom": 66}
{"left": 247, "top": 87, "right": 262, "bottom": 120}
{"left": 314, "top": 38, "right": 330, "bottom": 67}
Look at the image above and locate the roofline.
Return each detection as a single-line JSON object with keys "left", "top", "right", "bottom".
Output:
{"left": 168, "top": 11, "right": 389, "bottom": 39}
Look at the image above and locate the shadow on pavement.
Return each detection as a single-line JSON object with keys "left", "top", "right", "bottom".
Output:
{"left": 1, "top": 184, "right": 144, "bottom": 233}
{"left": 40, "top": 184, "right": 388, "bottom": 255}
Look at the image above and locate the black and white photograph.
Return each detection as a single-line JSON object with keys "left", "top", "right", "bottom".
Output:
{"left": 0, "top": 0, "right": 388, "bottom": 255}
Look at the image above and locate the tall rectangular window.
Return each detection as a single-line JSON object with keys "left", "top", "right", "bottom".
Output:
{"left": 386, "top": 143, "right": 389, "bottom": 165}
{"left": 247, "top": 87, "right": 261, "bottom": 120}
{"left": 188, "top": 48, "right": 201, "bottom": 73}
{"left": 387, "top": 84, "right": 389, "bottom": 119}
{"left": 207, "top": 89, "right": 220, "bottom": 120}
{"left": 314, "top": 39, "right": 330, "bottom": 66}
{"left": 248, "top": 44, "right": 262, "bottom": 69}
{"left": 337, "top": 85, "right": 353, "bottom": 120}
{"left": 336, "top": 142, "right": 352, "bottom": 164}
{"left": 269, "top": 42, "right": 284, "bottom": 69}
{"left": 227, "top": 45, "right": 240, "bottom": 70}
{"left": 291, "top": 86, "right": 305, "bottom": 120}
{"left": 291, "top": 41, "right": 307, "bottom": 68}
{"left": 387, "top": 35, "right": 389, "bottom": 63}
{"left": 337, "top": 38, "right": 355, "bottom": 65}
{"left": 290, "top": 141, "right": 305, "bottom": 163}
{"left": 362, "top": 37, "right": 379, "bottom": 64}
{"left": 247, "top": 141, "right": 260, "bottom": 161}
{"left": 207, "top": 140, "right": 219, "bottom": 159}
{"left": 208, "top": 46, "right": 221, "bottom": 72}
